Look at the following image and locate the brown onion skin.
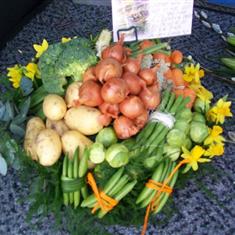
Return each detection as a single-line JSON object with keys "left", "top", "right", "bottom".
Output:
{"left": 119, "top": 96, "right": 145, "bottom": 119}
{"left": 101, "top": 78, "right": 129, "bottom": 104}
{"left": 83, "top": 66, "right": 97, "bottom": 82}
{"left": 139, "top": 87, "right": 161, "bottom": 110}
{"left": 99, "top": 102, "right": 119, "bottom": 119}
{"left": 101, "top": 34, "right": 125, "bottom": 63}
{"left": 95, "top": 58, "right": 123, "bottom": 83}
{"left": 139, "top": 68, "right": 156, "bottom": 86}
{"left": 133, "top": 110, "right": 149, "bottom": 129}
{"left": 79, "top": 80, "right": 103, "bottom": 107}
{"left": 98, "top": 114, "right": 112, "bottom": 127}
{"left": 122, "top": 72, "right": 144, "bottom": 95}
{"left": 124, "top": 57, "right": 141, "bottom": 74}
{"left": 113, "top": 116, "right": 139, "bottom": 139}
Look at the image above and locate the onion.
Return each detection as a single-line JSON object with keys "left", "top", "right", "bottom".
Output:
{"left": 119, "top": 96, "right": 145, "bottom": 119}
{"left": 101, "top": 34, "right": 125, "bottom": 63}
{"left": 113, "top": 116, "right": 139, "bottom": 139}
{"left": 124, "top": 57, "right": 141, "bottom": 74}
{"left": 79, "top": 80, "right": 103, "bottom": 107}
{"left": 98, "top": 114, "right": 112, "bottom": 127}
{"left": 139, "top": 68, "right": 156, "bottom": 86}
{"left": 99, "top": 102, "right": 119, "bottom": 118}
{"left": 122, "top": 72, "right": 145, "bottom": 95}
{"left": 134, "top": 110, "right": 149, "bottom": 129}
{"left": 95, "top": 58, "right": 123, "bottom": 83}
{"left": 148, "top": 82, "right": 159, "bottom": 93}
{"left": 101, "top": 78, "right": 129, "bottom": 104}
{"left": 83, "top": 66, "right": 97, "bottom": 82}
{"left": 139, "top": 87, "right": 161, "bottom": 110}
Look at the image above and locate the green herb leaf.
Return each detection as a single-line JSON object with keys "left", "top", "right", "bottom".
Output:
{"left": 0, "top": 153, "right": 7, "bottom": 176}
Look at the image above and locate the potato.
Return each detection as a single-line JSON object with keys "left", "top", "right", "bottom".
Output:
{"left": 61, "top": 130, "right": 92, "bottom": 158}
{"left": 61, "top": 130, "right": 95, "bottom": 169}
{"left": 43, "top": 94, "right": 67, "bottom": 121}
{"left": 24, "top": 117, "right": 45, "bottom": 161}
{"left": 35, "top": 129, "right": 62, "bottom": 166}
{"left": 64, "top": 106, "right": 103, "bottom": 135}
{"left": 46, "top": 119, "right": 69, "bottom": 136}
{"left": 65, "top": 81, "right": 82, "bottom": 108}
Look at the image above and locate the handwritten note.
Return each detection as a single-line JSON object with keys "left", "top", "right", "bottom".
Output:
{"left": 111, "top": 0, "right": 194, "bottom": 41}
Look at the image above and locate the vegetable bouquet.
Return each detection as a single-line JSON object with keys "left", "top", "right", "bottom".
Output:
{"left": 0, "top": 29, "right": 233, "bottom": 235}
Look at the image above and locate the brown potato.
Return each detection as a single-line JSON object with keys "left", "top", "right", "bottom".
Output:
{"left": 46, "top": 119, "right": 69, "bottom": 136}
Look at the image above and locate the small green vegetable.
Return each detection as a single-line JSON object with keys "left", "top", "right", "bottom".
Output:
{"left": 190, "top": 122, "right": 209, "bottom": 143}
{"left": 166, "top": 129, "right": 186, "bottom": 148}
{"left": 105, "top": 144, "right": 129, "bottom": 168}
{"left": 96, "top": 127, "right": 117, "bottom": 148}
{"left": 163, "top": 145, "right": 181, "bottom": 161}
{"left": 193, "top": 98, "right": 210, "bottom": 113}
{"left": 78, "top": 148, "right": 89, "bottom": 177}
{"left": 89, "top": 142, "right": 105, "bottom": 164}
{"left": 192, "top": 112, "right": 206, "bottom": 123}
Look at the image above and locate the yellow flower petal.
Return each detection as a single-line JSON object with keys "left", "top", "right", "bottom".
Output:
{"left": 33, "top": 39, "right": 48, "bottom": 58}
{"left": 61, "top": 37, "right": 71, "bottom": 43}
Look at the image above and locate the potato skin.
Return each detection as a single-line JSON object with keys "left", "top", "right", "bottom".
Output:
{"left": 24, "top": 117, "right": 45, "bottom": 160}
{"left": 43, "top": 94, "right": 67, "bottom": 121}
{"left": 65, "top": 81, "right": 82, "bottom": 108}
{"left": 61, "top": 130, "right": 92, "bottom": 158}
{"left": 35, "top": 129, "right": 62, "bottom": 166}
{"left": 64, "top": 106, "right": 103, "bottom": 135}
{"left": 46, "top": 119, "right": 69, "bottom": 136}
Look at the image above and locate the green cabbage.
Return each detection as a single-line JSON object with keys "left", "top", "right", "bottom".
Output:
{"left": 163, "top": 145, "right": 181, "bottom": 161}
{"left": 95, "top": 127, "right": 118, "bottom": 148}
{"left": 192, "top": 112, "right": 206, "bottom": 123}
{"left": 105, "top": 144, "right": 129, "bottom": 168}
{"left": 175, "top": 108, "right": 193, "bottom": 122}
{"left": 89, "top": 143, "right": 105, "bottom": 164}
{"left": 190, "top": 122, "right": 209, "bottom": 143}
{"left": 166, "top": 129, "right": 186, "bottom": 147}
{"left": 193, "top": 98, "right": 210, "bottom": 113}
{"left": 174, "top": 120, "right": 190, "bottom": 134}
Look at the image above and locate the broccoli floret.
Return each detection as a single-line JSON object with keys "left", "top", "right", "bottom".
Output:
{"left": 38, "top": 38, "right": 97, "bottom": 94}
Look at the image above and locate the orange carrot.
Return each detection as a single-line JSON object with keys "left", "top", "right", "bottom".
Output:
{"left": 171, "top": 68, "right": 184, "bottom": 87}
{"left": 183, "top": 88, "right": 196, "bottom": 108}
{"left": 164, "top": 69, "right": 173, "bottom": 80}
{"left": 140, "top": 40, "right": 155, "bottom": 50}
{"left": 171, "top": 50, "right": 183, "bottom": 64}
{"left": 153, "top": 52, "right": 171, "bottom": 63}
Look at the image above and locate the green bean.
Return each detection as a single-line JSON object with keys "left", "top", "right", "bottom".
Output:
{"left": 73, "top": 148, "right": 80, "bottom": 208}
{"left": 68, "top": 157, "right": 74, "bottom": 204}
{"left": 78, "top": 148, "right": 89, "bottom": 178}
{"left": 62, "top": 155, "right": 69, "bottom": 206}
{"left": 81, "top": 185, "right": 89, "bottom": 199}
{"left": 136, "top": 161, "right": 165, "bottom": 204}
{"left": 108, "top": 175, "right": 130, "bottom": 196}
{"left": 165, "top": 93, "right": 176, "bottom": 112}
{"left": 170, "top": 95, "right": 184, "bottom": 114}
{"left": 81, "top": 167, "right": 124, "bottom": 207}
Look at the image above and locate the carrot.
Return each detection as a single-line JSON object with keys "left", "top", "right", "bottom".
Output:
{"left": 173, "top": 89, "right": 184, "bottom": 97}
{"left": 140, "top": 40, "right": 155, "bottom": 50}
{"left": 153, "top": 52, "right": 171, "bottom": 63}
{"left": 183, "top": 88, "right": 196, "bottom": 108}
{"left": 164, "top": 69, "right": 173, "bottom": 80}
{"left": 171, "top": 68, "right": 184, "bottom": 87}
{"left": 171, "top": 50, "right": 183, "bottom": 64}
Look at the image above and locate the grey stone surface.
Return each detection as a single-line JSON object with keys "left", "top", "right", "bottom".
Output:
{"left": 0, "top": 0, "right": 235, "bottom": 235}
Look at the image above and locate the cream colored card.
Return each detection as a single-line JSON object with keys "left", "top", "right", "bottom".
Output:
{"left": 111, "top": 0, "right": 194, "bottom": 41}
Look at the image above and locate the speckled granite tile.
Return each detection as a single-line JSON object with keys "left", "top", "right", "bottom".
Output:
{"left": 0, "top": 1, "right": 234, "bottom": 235}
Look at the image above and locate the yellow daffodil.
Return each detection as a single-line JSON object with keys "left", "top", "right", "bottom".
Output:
{"left": 207, "top": 98, "right": 233, "bottom": 124}
{"left": 24, "top": 62, "right": 39, "bottom": 80}
{"left": 33, "top": 39, "right": 48, "bottom": 58}
{"left": 61, "top": 37, "right": 71, "bottom": 43}
{"left": 190, "top": 84, "right": 213, "bottom": 103}
{"left": 204, "top": 125, "right": 225, "bottom": 145}
{"left": 183, "top": 63, "right": 205, "bottom": 84}
{"left": 181, "top": 145, "right": 210, "bottom": 171}
{"left": 204, "top": 143, "right": 224, "bottom": 158}
{"left": 7, "top": 64, "right": 23, "bottom": 88}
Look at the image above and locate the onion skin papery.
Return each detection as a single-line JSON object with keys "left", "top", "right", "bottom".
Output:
{"left": 119, "top": 96, "right": 145, "bottom": 119}
{"left": 113, "top": 115, "right": 139, "bottom": 139}
{"left": 101, "top": 78, "right": 129, "bottom": 104}
{"left": 79, "top": 80, "right": 103, "bottom": 107}
{"left": 139, "top": 87, "right": 161, "bottom": 110}
{"left": 99, "top": 102, "right": 120, "bottom": 119}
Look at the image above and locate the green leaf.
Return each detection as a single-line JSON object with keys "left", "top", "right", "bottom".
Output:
{"left": 0, "top": 102, "right": 6, "bottom": 120}
{"left": 20, "top": 77, "right": 33, "bottom": 96}
{"left": 9, "top": 123, "right": 25, "bottom": 137}
{"left": 0, "top": 153, "right": 7, "bottom": 176}
{"left": 5, "top": 101, "right": 14, "bottom": 119}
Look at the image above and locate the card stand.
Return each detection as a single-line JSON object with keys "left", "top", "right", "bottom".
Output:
{"left": 117, "top": 26, "right": 138, "bottom": 42}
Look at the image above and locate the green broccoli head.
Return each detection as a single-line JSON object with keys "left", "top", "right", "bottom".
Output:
{"left": 38, "top": 38, "right": 97, "bottom": 94}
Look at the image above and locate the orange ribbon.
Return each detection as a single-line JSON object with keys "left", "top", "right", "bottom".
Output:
{"left": 141, "top": 159, "right": 189, "bottom": 235}
{"left": 87, "top": 172, "right": 118, "bottom": 214}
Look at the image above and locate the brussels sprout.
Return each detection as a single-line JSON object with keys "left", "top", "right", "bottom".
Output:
{"left": 143, "top": 156, "right": 159, "bottom": 169}
{"left": 174, "top": 120, "right": 190, "bottom": 134}
{"left": 175, "top": 108, "right": 193, "bottom": 122}
{"left": 193, "top": 98, "right": 210, "bottom": 113}
{"left": 192, "top": 112, "right": 206, "bottom": 123}
{"left": 190, "top": 122, "right": 209, "bottom": 143}
{"left": 166, "top": 129, "right": 186, "bottom": 148}
{"left": 89, "top": 142, "right": 105, "bottom": 164}
{"left": 183, "top": 138, "right": 192, "bottom": 149}
{"left": 105, "top": 144, "right": 129, "bottom": 168}
{"left": 163, "top": 145, "right": 181, "bottom": 161}
{"left": 96, "top": 127, "right": 118, "bottom": 148}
